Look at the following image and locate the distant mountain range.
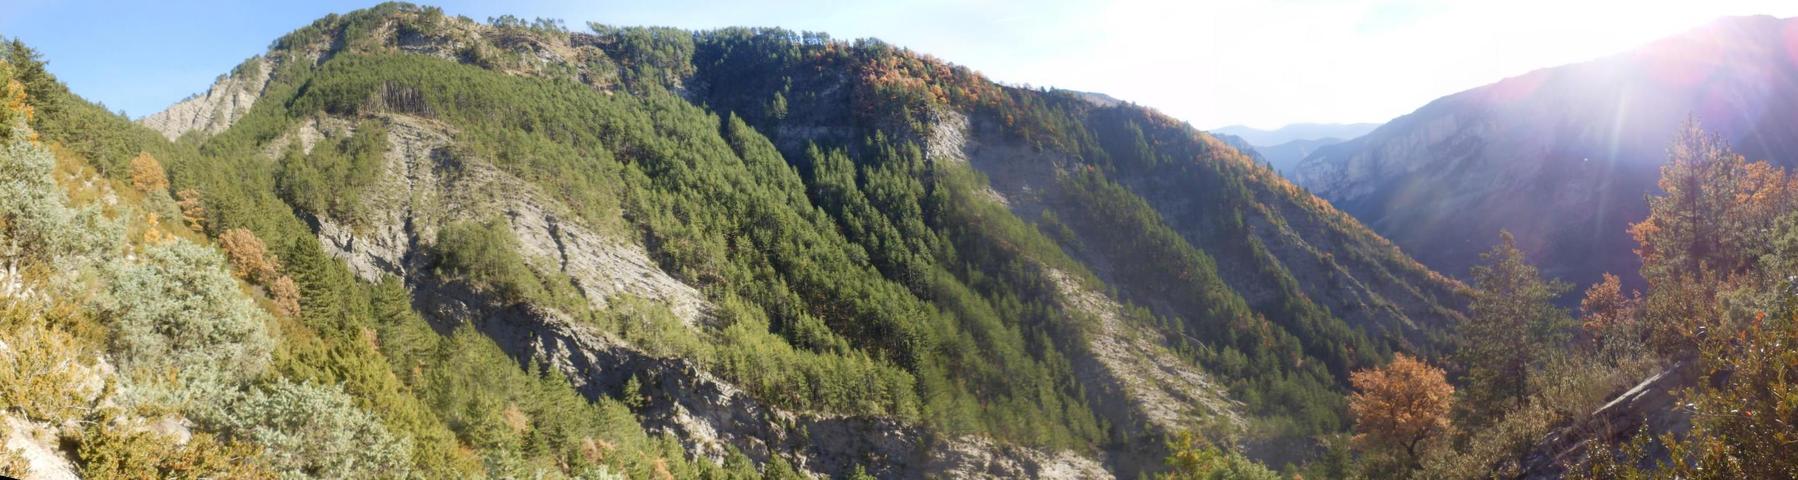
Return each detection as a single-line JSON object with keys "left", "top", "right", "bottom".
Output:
{"left": 1291, "top": 15, "right": 1798, "bottom": 291}
{"left": 1212, "top": 123, "right": 1381, "bottom": 173}
{"left": 1212, "top": 123, "right": 1382, "bottom": 147}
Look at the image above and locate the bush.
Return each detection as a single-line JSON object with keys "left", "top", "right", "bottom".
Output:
{"left": 1159, "top": 431, "right": 1282, "bottom": 480}
{"left": 175, "top": 188, "right": 206, "bottom": 232}
{"left": 268, "top": 275, "right": 301, "bottom": 318}
{"left": 0, "top": 110, "right": 119, "bottom": 267}
{"left": 76, "top": 418, "right": 273, "bottom": 480}
{"left": 433, "top": 219, "right": 543, "bottom": 301}
{"left": 97, "top": 240, "right": 274, "bottom": 402}
{"left": 0, "top": 301, "right": 102, "bottom": 423}
{"left": 203, "top": 379, "right": 412, "bottom": 479}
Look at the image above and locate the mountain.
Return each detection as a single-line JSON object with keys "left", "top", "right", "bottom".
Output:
{"left": 1209, "top": 132, "right": 1269, "bottom": 164}
{"left": 0, "top": 4, "right": 1466, "bottom": 479}
{"left": 1293, "top": 15, "right": 1798, "bottom": 290}
{"left": 1257, "top": 137, "right": 1344, "bottom": 174}
{"left": 1211, "top": 122, "right": 1381, "bottom": 147}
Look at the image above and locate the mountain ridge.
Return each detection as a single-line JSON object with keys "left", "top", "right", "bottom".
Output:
{"left": 0, "top": 3, "right": 1469, "bottom": 478}
{"left": 1212, "top": 122, "right": 1381, "bottom": 147}
{"left": 1293, "top": 14, "right": 1798, "bottom": 290}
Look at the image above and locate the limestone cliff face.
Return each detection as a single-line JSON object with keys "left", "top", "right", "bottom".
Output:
{"left": 140, "top": 57, "right": 273, "bottom": 140}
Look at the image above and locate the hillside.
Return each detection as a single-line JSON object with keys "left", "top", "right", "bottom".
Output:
{"left": 1292, "top": 15, "right": 1798, "bottom": 290}
{"left": 1, "top": 4, "right": 1466, "bottom": 479}
{"left": 1258, "top": 137, "right": 1346, "bottom": 175}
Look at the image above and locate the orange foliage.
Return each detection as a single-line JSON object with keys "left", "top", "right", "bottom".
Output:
{"left": 1630, "top": 121, "right": 1793, "bottom": 279}
{"left": 1349, "top": 353, "right": 1454, "bottom": 466}
{"left": 218, "top": 228, "right": 282, "bottom": 284}
{"left": 1629, "top": 121, "right": 1795, "bottom": 354}
{"left": 129, "top": 152, "right": 168, "bottom": 193}
{"left": 1579, "top": 273, "right": 1636, "bottom": 338}
{"left": 268, "top": 275, "right": 301, "bottom": 318}
{"left": 176, "top": 188, "right": 207, "bottom": 232}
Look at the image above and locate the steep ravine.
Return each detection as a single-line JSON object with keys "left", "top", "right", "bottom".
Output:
{"left": 297, "top": 112, "right": 1114, "bottom": 479}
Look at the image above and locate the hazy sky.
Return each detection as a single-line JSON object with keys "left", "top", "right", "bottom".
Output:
{"left": 5, "top": 0, "right": 1796, "bottom": 129}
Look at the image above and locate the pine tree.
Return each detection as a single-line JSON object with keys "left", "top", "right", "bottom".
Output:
{"left": 1630, "top": 120, "right": 1794, "bottom": 355}
{"left": 1455, "top": 231, "right": 1571, "bottom": 421}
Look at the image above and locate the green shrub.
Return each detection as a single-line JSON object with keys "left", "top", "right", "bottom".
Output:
{"left": 76, "top": 418, "right": 273, "bottom": 480}
{"left": 0, "top": 107, "right": 119, "bottom": 268}
{"left": 202, "top": 379, "right": 412, "bottom": 479}
{"left": 433, "top": 219, "right": 545, "bottom": 302}
{"left": 97, "top": 240, "right": 274, "bottom": 403}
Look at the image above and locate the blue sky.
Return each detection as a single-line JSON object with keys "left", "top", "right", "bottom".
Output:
{"left": 5, "top": 0, "right": 1797, "bottom": 129}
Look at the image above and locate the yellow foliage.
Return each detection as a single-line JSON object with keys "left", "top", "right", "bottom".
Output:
{"left": 141, "top": 213, "right": 171, "bottom": 245}
{"left": 127, "top": 152, "right": 167, "bottom": 193}
{"left": 0, "top": 301, "right": 101, "bottom": 423}
{"left": 1349, "top": 353, "right": 1454, "bottom": 468}
{"left": 75, "top": 414, "right": 274, "bottom": 480}
{"left": 175, "top": 189, "right": 206, "bottom": 232}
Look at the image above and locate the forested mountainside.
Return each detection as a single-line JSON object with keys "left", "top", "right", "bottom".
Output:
{"left": 2, "top": 3, "right": 1472, "bottom": 478}
{"left": 1292, "top": 15, "right": 1798, "bottom": 292}
{"left": 1211, "top": 124, "right": 1379, "bottom": 175}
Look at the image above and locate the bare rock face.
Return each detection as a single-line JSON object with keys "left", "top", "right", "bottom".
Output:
{"left": 308, "top": 114, "right": 711, "bottom": 327}
{"left": 3, "top": 416, "right": 78, "bottom": 480}
{"left": 1518, "top": 360, "right": 1695, "bottom": 479}
{"left": 924, "top": 110, "right": 1240, "bottom": 477}
{"left": 140, "top": 57, "right": 273, "bottom": 141}
{"left": 455, "top": 295, "right": 1113, "bottom": 480}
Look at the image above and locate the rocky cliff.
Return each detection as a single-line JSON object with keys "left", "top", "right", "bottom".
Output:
{"left": 139, "top": 57, "right": 273, "bottom": 140}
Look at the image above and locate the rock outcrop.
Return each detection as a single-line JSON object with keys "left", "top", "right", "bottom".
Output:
{"left": 139, "top": 57, "right": 272, "bottom": 140}
{"left": 1518, "top": 360, "right": 1696, "bottom": 478}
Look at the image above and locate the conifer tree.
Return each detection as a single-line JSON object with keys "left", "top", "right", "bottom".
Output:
{"left": 1455, "top": 231, "right": 1571, "bottom": 421}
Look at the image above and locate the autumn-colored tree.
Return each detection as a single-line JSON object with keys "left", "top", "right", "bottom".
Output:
{"left": 141, "top": 212, "right": 171, "bottom": 245}
{"left": 1574, "top": 124, "right": 1798, "bottom": 477}
{"left": 129, "top": 152, "right": 168, "bottom": 193}
{"left": 1578, "top": 273, "right": 1638, "bottom": 348}
{"left": 1349, "top": 353, "right": 1453, "bottom": 472}
{"left": 176, "top": 188, "right": 207, "bottom": 232}
{"left": 269, "top": 275, "right": 301, "bottom": 318}
{"left": 219, "top": 228, "right": 281, "bottom": 284}
{"left": 0, "top": 61, "right": 34, "bottom": 144}
{"left": 1631, "top": 121, "right": 1793, "bottom": 355}
{"left": 1631, "top": 120, "right": 1793, "bottom": 281}
{"left": 1455, "top": 231, "right": 1572, "bottom": 421}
